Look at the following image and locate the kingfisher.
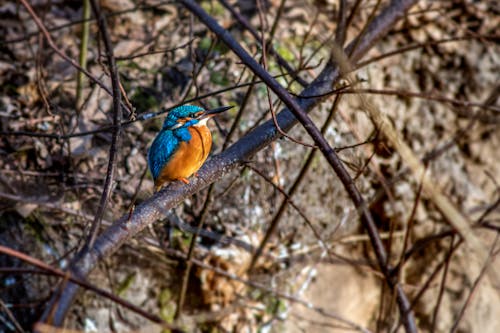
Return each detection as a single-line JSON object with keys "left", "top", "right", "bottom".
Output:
{"left": 148, "top": 104, "right": 233, "bottom": 191}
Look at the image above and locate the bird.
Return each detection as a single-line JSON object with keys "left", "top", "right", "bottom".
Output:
{"left": 148, "top": 104, "right": 233, "bottom": 191}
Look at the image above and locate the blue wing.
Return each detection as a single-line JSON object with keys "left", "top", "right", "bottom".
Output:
{"left": 148, "top": 130, "right": 178, "bottom": 181}
{"left": 148, "top": 128, "right": 192, "bottom": 181}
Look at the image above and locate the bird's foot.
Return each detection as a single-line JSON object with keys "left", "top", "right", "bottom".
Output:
{"left": 180, "top": 177, "right": 190, "bottom": 184}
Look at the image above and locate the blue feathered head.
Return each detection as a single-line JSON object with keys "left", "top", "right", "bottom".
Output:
{"left": 162, "top": 104, "right": 233, "bottom": 130}
{"left": 162, "top": 105, "right": 204, "bottom": 130}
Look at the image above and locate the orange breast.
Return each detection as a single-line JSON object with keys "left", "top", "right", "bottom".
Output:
{"left": 156, "top": 125, "right": 212, "bottom": 186}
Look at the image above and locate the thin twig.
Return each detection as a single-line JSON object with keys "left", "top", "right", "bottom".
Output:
{"left": 84, "top": 0, "right": 123, "bottom": 250}
{"left": 75, "top": 0, "right": 91, "bottom": 108}
{"left": 300, "top": 87, "right": 500, "bottom": 114}
{"left": 450, "top": 234, "right": 500, "bottom": 333}
{"left": 1, "top": 70, "right": 319, "bottom": 140}
{"left": 430, "top": 235, "right": 455, "bottom": 332}
{"left": 335, "top": 0, "right": 348, "bottom": 45}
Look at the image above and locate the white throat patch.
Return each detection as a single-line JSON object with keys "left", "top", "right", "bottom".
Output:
{"left": 194, "top": 117, "right": 210, "bottom": 127}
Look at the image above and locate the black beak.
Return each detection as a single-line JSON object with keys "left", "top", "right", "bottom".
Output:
{"left": 200, "top": 105, "right": 234, "bottom": 119}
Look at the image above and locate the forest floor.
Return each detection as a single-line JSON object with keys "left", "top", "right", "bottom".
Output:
{"left": 1, "top": 0, "right": 499, "bottom": 332}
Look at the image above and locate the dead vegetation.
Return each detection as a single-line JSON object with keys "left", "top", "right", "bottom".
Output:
{"left": 0, "top": 0, "right": 499, "bottom": 332}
